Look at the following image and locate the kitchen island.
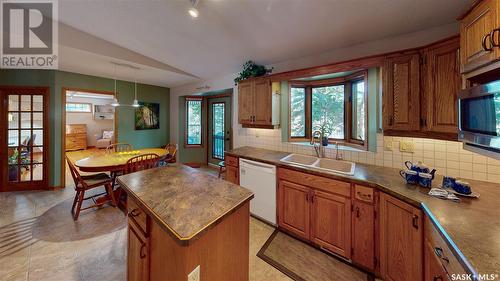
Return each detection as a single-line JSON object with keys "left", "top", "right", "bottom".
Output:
{"left": 117, "top": 164, "right": 254, "bottom": 281}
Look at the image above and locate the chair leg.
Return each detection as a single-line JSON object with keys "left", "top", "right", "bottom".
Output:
{"left": 218, "top": 166, "right": 222, "bottom": 178}
{"left": 71, "top": 190, "right": 79, "bottom": 214}
{"left": 106, "top": 183, "right": 117, "bottom": 207}
{"left": 73, "top": 190, "right": 85, "bottom": 221}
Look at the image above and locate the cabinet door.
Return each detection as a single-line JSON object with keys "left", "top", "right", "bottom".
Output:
{"left": 310, "top": 190, "right": 351, "bottom": 258}
{"left": 423, "top": 38, "right": 461, "bottom": 134}
{"left": 128, "top": 221, "right": 149, "bottom": 281}
{"left": 379, "top": 193, "right": 423, "bottom": 281}
{"left": 460, "top": 0, "right": 498, "bottom": 73}
{"left": 226, "top": 165, "right": 239, "bottom": 185}
{"left": 238, "top": 81, "right": 254, "bottom": 124}
{"left": 352, "top": 200, "right": 375, "bottom": 271}
{"left": 424, "top": 239, "right": 451, "bottom": 281}
{"left": 278, "top": 180, "right": 310, "bottom": 240}
{"left": 383, "top": 53, "right": 421, "bottom": 131}
{"left": 253, "top": 78, "right": 272, "bottom": 125}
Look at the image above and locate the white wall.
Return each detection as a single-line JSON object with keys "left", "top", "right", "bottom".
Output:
{"left": 66, "top": 96, "right": 114, "bottom": 147}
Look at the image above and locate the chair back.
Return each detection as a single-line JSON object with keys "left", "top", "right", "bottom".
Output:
{"left": 124, "top": 153, "right": 160, "bottom": 174}
{"left": 66, "top": 156, "right": 83, "bottom": 189}
{"left": 106, "top": 143, "right": 132, "bottom": 153}
{"left": 162, "top": 143, "right": 177, "bottom": 163}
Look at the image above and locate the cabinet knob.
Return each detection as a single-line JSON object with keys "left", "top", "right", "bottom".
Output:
{"left": 140, "top": 242, "right": 147, "bottom": 259}
{"left": 128, "top": 209, "right": 140, "bottom": 217}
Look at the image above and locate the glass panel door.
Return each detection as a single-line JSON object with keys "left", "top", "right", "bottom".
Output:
{"left": 2, "top": 87, "right": 49, "bottom": 191}
{"left": 207, "top": 96, "right": 232, "bottom": 165}
{"left": 211, "top": 102, "right": 225, "bottom": 160}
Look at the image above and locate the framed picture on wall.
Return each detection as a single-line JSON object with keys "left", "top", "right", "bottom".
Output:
{"left": 135, "top": 102, "right": 160, "bottom": 130}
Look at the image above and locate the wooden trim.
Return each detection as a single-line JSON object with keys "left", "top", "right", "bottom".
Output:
{"left": 383, "top": 130, "right": 458, "bottom": 141}
{"left": 456, "top": 0, "right": 484, "bottom": 20}
{"left": 1, "top": 86, "right": 50, "bottom": 191}
{"left": 61, "top": 87, "right": 119, "bottom": 188}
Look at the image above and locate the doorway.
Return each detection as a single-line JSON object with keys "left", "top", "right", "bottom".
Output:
{"left": 1, "top": 87, "right": 50, "bottom": 191}
{"left": 207, "top": 95, "right": 232, "bottom": 166}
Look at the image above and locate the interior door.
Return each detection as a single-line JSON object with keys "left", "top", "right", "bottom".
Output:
{"left": 207, "top": 96, "right": 231, "bottom": 165}
{"left": 1, "top": 87, "right": 49, "bottom": 191}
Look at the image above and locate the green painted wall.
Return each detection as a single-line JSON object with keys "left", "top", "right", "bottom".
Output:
{"left": 1, "top": 69, "right": 170, "bottom": 187}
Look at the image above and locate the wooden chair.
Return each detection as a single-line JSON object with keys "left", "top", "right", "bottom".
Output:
{"left": 124, "top": 153, "right": 160, "bottom": 174}
{"left": 159, "top": 144, "right": 177, "bottom": 166}
{"left": 218, "top": 161, "right": 226, "bottom": 178}
{"left": 66, "top": 157, "right": 117, "bottom": 220}
{"left": 106, "top": 143, "right": 132, "bottom": 153}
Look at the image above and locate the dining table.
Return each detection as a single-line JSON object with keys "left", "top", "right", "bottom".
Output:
{"left": 74, "top": 148, "right": 169, "bottom": 206}
{"left": 74, "top": 148, "right": 169, "bottom": 173}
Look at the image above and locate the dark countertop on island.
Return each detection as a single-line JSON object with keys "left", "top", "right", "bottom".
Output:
{"left": 226, "top": 146, "right": 500, "bottom": 277}
{"left": 117, "top": 164, "right": 253, "bottom": 245}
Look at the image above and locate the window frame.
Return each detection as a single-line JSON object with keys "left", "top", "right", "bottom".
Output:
{"left": 185, "top": 97, "right": 204, "bottom": 148}
{"left": 65, "top": 102, "right": 92, "bottom": 113}
{"left": 288, "top": 70, "right": 368, "bottom": 150}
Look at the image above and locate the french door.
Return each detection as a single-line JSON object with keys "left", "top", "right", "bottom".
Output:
{"left": 1, "top": 87, "right": 49, "bottom": 191}
{"left": 207, "top": 96, "right": 231, "bottom": 165}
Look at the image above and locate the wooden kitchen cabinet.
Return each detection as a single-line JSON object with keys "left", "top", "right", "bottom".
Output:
{"left": 383, "top": 37, "right": 461, "bottom": 140}
{"left": 351, "top": 186, "right": 375, "bottom": 271}
{"left": 379, "top": 192, "right": 422, "bottom": 281}
{"left": 382, "top": 53, "right": 421, "bottom": 131}
{"left": 422, "top": 38, "right": 461, "bottom": 135}
{"left": 278, "top": 180, "right": 310, "bottom": 240}
{"left": 460, "top": 0, "right": 499, "bottom": 73}
{"left": 225, "top": 155, "right": 239, "bottom": 184}
{"left": 310, "top": 190, "right": 351, "bottom": 258}
{"left": 425, "top": 239, "right": 451, "bottom": 281}
{"left": 127, "top": 219, "right": 149, "bottom": 281}
{"left": 237, "top": 78, "right": 280, "bottom": 128}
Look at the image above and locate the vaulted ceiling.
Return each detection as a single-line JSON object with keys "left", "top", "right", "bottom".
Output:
{"left": 57, "top": 0, "right": 471, "bottom": 87}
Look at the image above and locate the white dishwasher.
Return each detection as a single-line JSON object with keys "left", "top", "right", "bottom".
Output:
{"left": 239, "top": 158, "right": 277, "bottom": 225}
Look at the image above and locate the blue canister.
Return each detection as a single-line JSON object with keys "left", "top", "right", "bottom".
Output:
{"left": 419, "top": 173, "right": 433, "bottom": 188}
{"left": 453, "top": 180, "right": 472, "bottom": 195}
{"left": 399, "top": 169, "right": 419, "bottom": 184}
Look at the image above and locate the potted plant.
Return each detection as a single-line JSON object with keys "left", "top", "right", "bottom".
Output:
{"left": 234, "top": 60, "right": 273, "bottom": 84}
{"left": 8, "top": 149, "right": 19, "bottom": 181}
{"left": 315, "top": 121, "right": 333, "bottom": 146}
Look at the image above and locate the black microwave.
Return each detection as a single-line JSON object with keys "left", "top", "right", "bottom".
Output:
{"left": 458, "top": 80, "right": 500, "bottom": 158}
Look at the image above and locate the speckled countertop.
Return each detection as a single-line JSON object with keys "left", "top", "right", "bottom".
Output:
{"left": 226, "top": 146, "right": 500, "bottom": 277}
{"left": 117, "top": 165, "right": 253, "bottom": 245}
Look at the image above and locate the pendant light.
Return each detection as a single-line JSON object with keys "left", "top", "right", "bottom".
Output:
{"left": 188, "top": 0, "right": 199, "bottom": 18}
{"left": 132, "top": 69, "right": 140, "bottom": 107}
{"left": 111, "top": 64, "right": 120, "bottom": 107}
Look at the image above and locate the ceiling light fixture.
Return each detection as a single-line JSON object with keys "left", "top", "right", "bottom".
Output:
{"left": 132, "top": 69, "right": 140, "bottom": 108}
{"left": 188, "top": 0, "right": 199, "bottom": 18}
{"left": 111, "top": 64, "right": 120, "bottom": 107}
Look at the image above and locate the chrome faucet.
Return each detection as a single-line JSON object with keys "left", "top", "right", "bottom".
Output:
{"left": 334, "top": 142, "right": 343, "bottom": 160}
{"left": 310, "top": 130, "right": 325, "bottom": 158}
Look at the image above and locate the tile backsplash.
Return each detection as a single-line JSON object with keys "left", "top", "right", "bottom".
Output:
{"left": 238, "top": 128, "right": 500, "bottom": 183}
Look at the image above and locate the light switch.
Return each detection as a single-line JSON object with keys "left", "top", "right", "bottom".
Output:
{"left": 400, "top": 140, "right": 415, "bottom": 153}
{"left": 384, "top": 140, "right": 393, "bottom": 151}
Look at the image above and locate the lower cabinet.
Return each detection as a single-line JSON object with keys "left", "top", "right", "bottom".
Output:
{"left": 127, "top": 217, "right": 150, "bottom": 281}
{"left": 310, "top": 190, "right": 351, "bottom": 258}
{"left": 278, "top": 180, "right": 310, "bottom": 240}
{"left": 379, "top": 192, "right": 423, "bottom": 281}
{"left": 225, "top": 156, "right": 239, "bottom": 184}
{"left": 425, "top": 239, "right": 450, "bottom": 281}
{"left": 352, "top": 198, "right": 375, "bottom": 271}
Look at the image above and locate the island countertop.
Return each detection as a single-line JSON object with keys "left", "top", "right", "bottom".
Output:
{"left": 226, "top": 146, "right": 500, "bottom": 277}
{"left": 117, "top": 164, "right": 254, "bottom": 245}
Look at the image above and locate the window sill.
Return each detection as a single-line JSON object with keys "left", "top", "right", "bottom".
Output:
{"left": 288, "top": 142, "right": 366, "bottom": 152}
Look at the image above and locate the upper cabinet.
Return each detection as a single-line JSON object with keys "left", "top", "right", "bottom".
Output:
{"left": 238, "top": 77, "right": 280, "bottom": 128}
{"left": 382, "top": 37, "right": 461, "bottom": 140}
{"left": 383, "top": 52, "right": 421, "bottom": 131}
{"left": 460, "top": 0, "right": 499, "bottom": 73}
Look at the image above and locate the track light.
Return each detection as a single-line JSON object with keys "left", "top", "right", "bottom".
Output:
{"left": 188, "top": 0, "right": 199, "bottom": 18}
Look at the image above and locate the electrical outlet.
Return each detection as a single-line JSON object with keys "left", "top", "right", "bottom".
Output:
{"left": 188, "top": 265, "right": 200, "bottom": 281}
{"left": 399, "top": 141, "right": 415, "bottom": 153}
{"left": 384, "top": 141, "right": 393, "bottom": 151}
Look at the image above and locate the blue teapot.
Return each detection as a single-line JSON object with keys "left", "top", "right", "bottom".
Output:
{"left": 404, "top": 160, "right": 435, "bottom": 174}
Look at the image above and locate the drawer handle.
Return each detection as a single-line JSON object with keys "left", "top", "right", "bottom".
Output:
{"left": 412, "top": 214, "right": 419, "bottom": 229}
{"left": 482, "top": 33, "right": 493, "bottom": 51}
{"left": 140, "top": 242, "right": 147, "bottom": 259}
{"left": 357, "top": 191, "right": 372, "bottom": 200}
{"left": 433, "top": 276, "right": 443, "bottom": 281}
{"left": 434, "top": 247, "right": 450, "bottom": 264}
{"left": 355, "top": 206, "right": 360, "bottom": 218}
{"left": 129, "top": 209, "right": 140, "bottom": 218}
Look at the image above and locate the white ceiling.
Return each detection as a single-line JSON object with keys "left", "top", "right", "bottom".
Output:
{"left": 57, "top": 0, "right": 471, "bottom": 88}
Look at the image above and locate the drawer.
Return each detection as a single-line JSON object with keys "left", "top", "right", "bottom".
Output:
{"left": 225, "top": 155, "right": 239, "bottom": 167}
{"left": 128, "top": 198, "right": 148, "bottom": 235}
{"left": 354, "top": 185, "right": 373, "bottom": 203}
{"left": 278, "top": 168, "right": 350, "bottom": 197}
{"left": 424, "top": 215, "right": 468, "bottom": 277}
